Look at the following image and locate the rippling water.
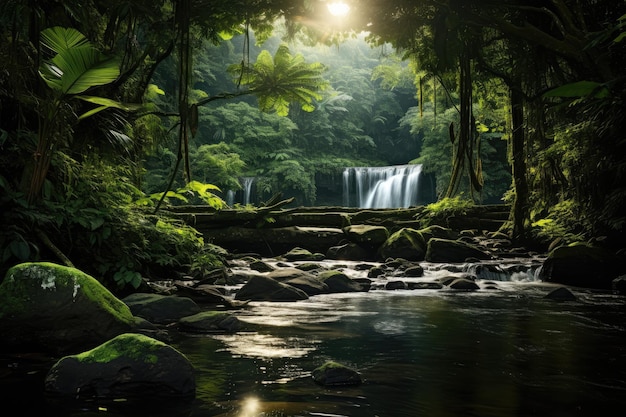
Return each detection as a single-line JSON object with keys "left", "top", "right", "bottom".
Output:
{"left": 173, "top": 278, "right": 626, "bottom": 417}
{"left": 3, "top": 261, "right": 626, "bottom": 417}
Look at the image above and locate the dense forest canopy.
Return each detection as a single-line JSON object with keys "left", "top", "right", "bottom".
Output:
{"left": 1, "top": 0, "right": 625, "bottom": 287}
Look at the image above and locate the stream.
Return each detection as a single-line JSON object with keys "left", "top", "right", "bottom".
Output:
{"left": 2, "top": 258, "right": 626, "bottom": 417}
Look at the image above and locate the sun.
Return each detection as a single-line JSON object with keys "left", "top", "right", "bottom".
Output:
{"left": 327, "top": 1, "right": 350, "bottom": 17}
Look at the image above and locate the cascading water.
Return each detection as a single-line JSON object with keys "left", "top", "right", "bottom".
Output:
{"left": 241, "top": 177, "right": 255, "bottom": 205}
{"left": 343, "top": 164, "right": 434, "bottom": 208}
{"left": 225, "top": 177, "right": 257, "bottom": 206}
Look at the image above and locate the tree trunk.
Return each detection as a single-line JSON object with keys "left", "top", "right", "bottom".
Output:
{"left": 510, "top": 86, "right": 529, "bottom": 240}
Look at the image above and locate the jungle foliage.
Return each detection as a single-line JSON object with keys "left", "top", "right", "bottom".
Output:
{"left": 1, "top": 0, "right": 625, "bottom": 290}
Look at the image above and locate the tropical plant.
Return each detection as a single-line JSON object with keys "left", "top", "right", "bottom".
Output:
{"left": 26, "top": 26, "right": 125, "bottom": 203}
{"left": 417, "top": 195, "right": 475, "bottom": 228}
{"left": 226, "top": 43, "right": 329, "bottom": 116}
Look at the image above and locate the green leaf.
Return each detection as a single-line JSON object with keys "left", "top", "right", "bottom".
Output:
{"left": 147, "top": 84, "right": 165, "bottom": 95}
{"left": 40, "top": 26, "right": 89, "bottom": 54}
{"left": 76, "top": 96, "right": 143, "bottom": 120}
{"left": 218, "top": 31, "right": 234, "bottom": 40}
{"left": 39, "top": 27, "right": 120, "bottom": 96}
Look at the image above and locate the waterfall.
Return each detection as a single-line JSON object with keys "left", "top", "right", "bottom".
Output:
{"left": 241, "top": 177, "right": 255, "bottom": 205}
{"left": 343, "top": 164, "right": 433, "bottom": 208}
{"left": 226, "top": 177, "right": 256, "bottom": 206}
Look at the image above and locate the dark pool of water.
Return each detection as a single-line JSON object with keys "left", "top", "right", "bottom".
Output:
{"left": 2, "top": 277, "right": 626, "bottom": 417}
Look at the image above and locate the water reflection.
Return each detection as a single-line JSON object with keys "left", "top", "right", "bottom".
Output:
{"left": 178, "top": 287, "right": 626, "bottom": 417}
{"left": 236, "top": 396, "right": 259, "bottom": 417}
{"left": 214, "top": 333, "right": 319, "bottom": 359}
{"left": 3, "top": 277, "right": 624, "bottom": 417}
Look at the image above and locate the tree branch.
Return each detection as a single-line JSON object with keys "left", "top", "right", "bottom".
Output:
{"left": 35, "top": 228, "right": 74, "bottom": 268}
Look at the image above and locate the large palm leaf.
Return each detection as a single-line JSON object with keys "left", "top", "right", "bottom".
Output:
{"left": 38, "top": 26, "right": 120, "bottom": 96}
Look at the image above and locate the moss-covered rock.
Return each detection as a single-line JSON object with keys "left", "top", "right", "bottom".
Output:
{"left": 378, "top": 228, "right": 427, "bottom": 261}
{"left": 342, "top": 225, "right": 389, "bottom": 249}
{"left": 45, "top": 333, "right": 195, "bottom": 400}
{"left": 425, "top": 238, "right": 492, "bottom": 263}
{"left": 418, "top": 225, "right": 459, "bottom": 243}
{"left": 0, "top": 262, "right": 136, "bottom": 354}
{"left": 312, "top": 361, "right": 362, "bottom": 386}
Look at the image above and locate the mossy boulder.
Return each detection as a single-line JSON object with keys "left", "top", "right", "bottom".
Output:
{"left": 424, "top": 238, "right": 492, "bottom": 263}
{"left": 312, "top": 361, "right": 362, "bottom": 386}
{"left": 0, "top": 262, "right": 136, "bottom": 354}
{"left": 378, "top": 228, "right": 427, "bottom": 261}
{"left": 342, "top": 225, "right": 390, "bottom": 249}
{"left": 45, "top": 333, "right": 195, "bottom": 401}
{"left": 418, "top": 225, "right": 459, "bottom": 243}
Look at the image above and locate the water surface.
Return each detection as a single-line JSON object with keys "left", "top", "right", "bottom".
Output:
{"left": 2, "top": 268, "right": 625, "bottom": 417}
{"left": 173, "top": 282, "right": 626, "bottom": 417}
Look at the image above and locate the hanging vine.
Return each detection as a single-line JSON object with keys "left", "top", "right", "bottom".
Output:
{"left": 155, "top": 0, "right": 193, "bottom": 213}
{"left": 444, "top": 49, "right": 483, "bottom": 200}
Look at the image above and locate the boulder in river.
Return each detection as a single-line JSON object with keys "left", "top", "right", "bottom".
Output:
{"left": 122, "top": 292, "right": 200, "bottom": 324}
{"left": 538, "top": 243, "right": 625, "bottom": 289}
{"left": 425, "top": 238, "right": 492, "bottom": 263}
{"left": 44, "top": 333, "right": 195, "bottom": 401}
{"left": 0, "top": 262, "right": 136, "bottom": 354}
{"left": 268, "top": 267, "right": 330, "bottom": 296}
{"left": 312, "top": 361, "right": 362, "bottom": 386}
{"left": 316, "top": 270, "right": 366, "bottom": 293}
{"left": 235, "top": 275, "right": 309, "bottom": 301}
{"left": 378, "top": 228, "right": 427, "bottom": 261}
{"left": 544, "top": 286, "right": 577, "bottom": 301}
{"left": 342, "top": 224, "right": 390, "bottom": 250}
{"left": 179, "top": 311, "right": 242, "bottom": 332}
{"left": 327, "top": 242, "right": 370, "bottom": 261}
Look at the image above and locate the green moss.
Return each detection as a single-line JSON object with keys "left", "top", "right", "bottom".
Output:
{"left": 317, "top": 361, "right": 344, "bottom": 371}
{"left": 317, "top": 270, "right": 345, "bottom": 281}
{"left": 386, "top": 228, "right": 426, "bottom": 249}
{"left": 0, "top": 262, "right": 134, "bottom": 325}
{"left": 74, "top": 333, "right": 166, "bottom": 364}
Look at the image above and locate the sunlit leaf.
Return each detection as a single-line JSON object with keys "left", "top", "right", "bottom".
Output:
{"left": 147, "top": 84, "right": 165, "bottom": 95}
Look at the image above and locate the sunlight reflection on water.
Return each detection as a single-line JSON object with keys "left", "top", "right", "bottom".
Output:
{"left": 214, "top": 333, "right": 320, "bottom": 359}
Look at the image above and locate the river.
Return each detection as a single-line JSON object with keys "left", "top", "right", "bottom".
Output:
{"left": 2, "top": 259, "right": 626, "bottom": 416}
